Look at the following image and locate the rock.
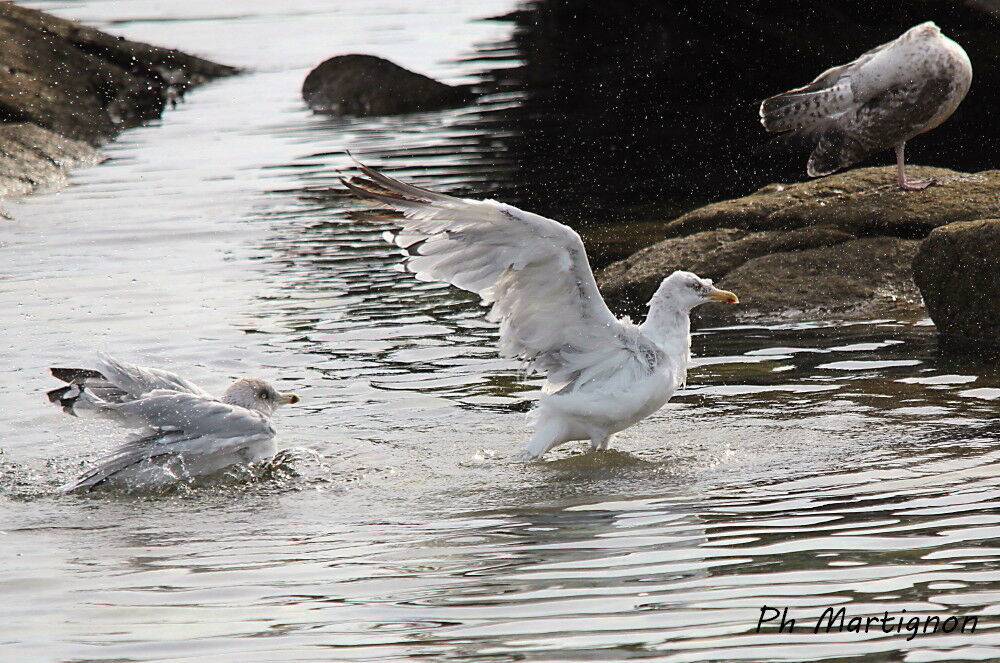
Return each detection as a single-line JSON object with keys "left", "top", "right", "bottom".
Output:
{"left": 697, "top": 237, "right": 922, "bottom": 325}
{"left": 0, "top": 3, "right": 236, "bottom": 205}
{"left": 595, "top": 166, "right": 1000, "bottom": 324}
{"left": 596, "top": 226, "right": 856, "bottom": 315}
{"left": 0, "top": 124, "right": 99, "bottom": 200}
{"left": 0, "top": 3, "right": 237, "bottom": 145}
{"left": 302, "top": 54, "right": 475, "bottom": 117}
{"left": 913, "top": 219, "right": 1000, "bottom": 352}
{"left": 662, "top": 167, "right": 1000, "bottom": 240}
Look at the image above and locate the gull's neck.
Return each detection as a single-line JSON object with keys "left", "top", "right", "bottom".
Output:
{"left": 640, "top": 299, "right": 692, "bottom": 377}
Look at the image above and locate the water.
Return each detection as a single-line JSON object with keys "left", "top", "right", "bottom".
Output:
{"left": 3, "top": 2, "right": 1000, "bottom": 661}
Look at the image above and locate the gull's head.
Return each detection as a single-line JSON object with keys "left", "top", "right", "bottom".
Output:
{"left": 651, "top": 271, "right": 739, "bottom": 311}
{"left": 222, "top": 377, "right": 300, "bottom": 415}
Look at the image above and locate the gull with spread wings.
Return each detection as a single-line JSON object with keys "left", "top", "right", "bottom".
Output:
{"left": 343, "top": 160, "right": 738, "bottom": 459}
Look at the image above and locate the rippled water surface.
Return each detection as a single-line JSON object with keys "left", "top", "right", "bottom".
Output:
{"left": 2, "top": 2, "right": 1000, "bottom": 661}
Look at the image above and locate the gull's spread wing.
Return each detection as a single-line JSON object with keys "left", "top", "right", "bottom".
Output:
{"left": 343, "top": 161, "right": 633, "bottom": 386}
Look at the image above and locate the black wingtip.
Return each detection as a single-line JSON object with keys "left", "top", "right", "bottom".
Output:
{"left": 46, "top": 385, "right": 82, "bottom": 416}
{"left": 50, "top": 367, "right": 105, "bottom": 383}
{"left": 47, "top": 385, "right": 70, "bottom": 404}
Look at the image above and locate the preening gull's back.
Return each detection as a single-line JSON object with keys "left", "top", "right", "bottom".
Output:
{"left": 760, "top": 22, "right": 972, "bottom": 190}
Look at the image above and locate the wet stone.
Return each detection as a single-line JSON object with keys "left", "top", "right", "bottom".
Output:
{"left": 302, "top": 54, "right": 475, "bottom": 117}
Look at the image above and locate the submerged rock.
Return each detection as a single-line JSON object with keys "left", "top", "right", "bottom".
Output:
{"left": 913, "top": 219, "right": 1000, "bottom": 353}
{"left": 596, "top": 165, "right": 994, "bottom": 324}
{"left": 0, "top": 3, "right": 236, "bottom": 201}
{"left": 302, "top": 54, "right": 474, "bottom": 117}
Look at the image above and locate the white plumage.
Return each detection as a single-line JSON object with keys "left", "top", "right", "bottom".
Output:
{"left": 48, "top": 353, "right": 299, "bottom": 492}
{"left": 760, "top": 22, "right": 972, "bottom": 190}
{"left": 343, "top": 160, "right": 738, "bottom": 458}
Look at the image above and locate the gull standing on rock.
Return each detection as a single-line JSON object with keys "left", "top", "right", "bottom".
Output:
{"left": 760, "top": 22, "right": 972, "bottom": 190}
{"left": 48, "top": 353, "right": 299, "bottom": 492}
{"left": 343, "top": 160, "right": 738, "bottom": 459}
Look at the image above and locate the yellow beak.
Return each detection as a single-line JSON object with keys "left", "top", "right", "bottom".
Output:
{"left": 705, "top": 289, "right": 739, "bottom": 304}
{"left": 279, "top": 393, "right": 300, "bottom": 405}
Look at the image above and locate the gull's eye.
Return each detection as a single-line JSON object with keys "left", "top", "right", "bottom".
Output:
{"left": 258, "top": 390, "right": 270, "bottom": 400}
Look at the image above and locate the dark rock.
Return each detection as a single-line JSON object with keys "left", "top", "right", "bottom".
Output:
{"left": 302, "top": 54, "right": 474, "bottom": 117}
{"left": 597, "top": 226, "right": 856, "bottom": 316}
{"left": 697, "top": 237, "right": 922, "bottom": 325}
{"left": 0, "top": 3, "right": 236, "bottom": 203}
{"left": 913, "top": 219, "right": 1000, "bottom": 353}
{"left": 0, "top": 3, "right": 237, "bottom": 145}
{"left": 662, "top": 167, "right": 1000, "bottom": 240}
{"left": 596, "top": 166, "right": 1000, "bottom": 324}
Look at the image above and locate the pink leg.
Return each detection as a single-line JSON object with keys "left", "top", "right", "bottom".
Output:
{"left": 895, "top": 143, "right": 936, "bottom": 191}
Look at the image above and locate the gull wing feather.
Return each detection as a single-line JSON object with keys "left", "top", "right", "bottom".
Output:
{"left": 61, "top": 393, "right": 275, "bottom": 492}
{"left": 343, "top": 161, "right": 628, "bottom": 385}
{"left": 94, "top": 352, "right": 211, "bottom": 399}
{"left": 759, "top": 39, "right": 895, "bottom": 133}
{"left": 48, "top": 353, "right": 211, "bottom": 418}
{"left": 807, "top": 77, "right": 952, "bottom": 176}
{"left": 107, "top": 391, "right": 273, "bottom": 434}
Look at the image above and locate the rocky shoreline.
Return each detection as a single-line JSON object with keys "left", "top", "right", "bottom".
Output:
{"left": 0, "top": 3, "right": 236, "bottom": 202}
{"left": 596, "top": 166, "right": 1000, "bottom": 338}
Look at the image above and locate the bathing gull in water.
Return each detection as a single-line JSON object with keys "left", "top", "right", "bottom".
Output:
{"left": 48, "top": 352, "right": 299, "bottom": 492}
{"left": 343, "top": 160, "right": 738, "bottom": 459}
{"left": 760, "top": 21, "right": 972, "bottom": 190}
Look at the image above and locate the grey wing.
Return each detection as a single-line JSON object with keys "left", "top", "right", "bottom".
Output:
{"left": 806, "top": 77, "right": 952, "bottom": 176}
{"left": 61, "top": 393, "right": 275, "bottom": 492}
{"left": 94, "top": 352, "right": 211, "bottom": 399}
{"left": 49, "top": 353, "right": 211, "bottom": 418}
{"left": 799, "top": 39, "right": 894, "bottom": 95}
{"left": 60, "top": 428, "right": 191, "bottom": 492}
{"left": 109, "top": 391, "right": 274, "bottom": 436}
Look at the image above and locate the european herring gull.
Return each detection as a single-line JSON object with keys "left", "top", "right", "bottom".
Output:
{"left": 343, "top": 160, "right": 738, "bottom": 459}
{"left": 760, "top": 21, "right": 972, "bottom": 190}
{"left": 47, "top": 352, "right": 299, "bottom": 492}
